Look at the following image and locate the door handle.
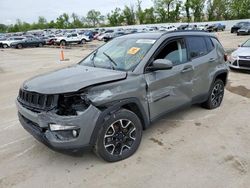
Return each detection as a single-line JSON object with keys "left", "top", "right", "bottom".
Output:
{"left": 181, "top": 65, "right": 193, "bottom": 73}
{"left": 209, "top": 58, "right": 215, "bottom": 62}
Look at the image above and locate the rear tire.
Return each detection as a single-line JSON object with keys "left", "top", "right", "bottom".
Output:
{"left": 94, "top": 109, "right": 142, "bottom": 162}
{"left": 202, "top": 79, "right": 224, "bottom": 109}
{"left": 17, "top": 44, "right": 23, "bottom": 49}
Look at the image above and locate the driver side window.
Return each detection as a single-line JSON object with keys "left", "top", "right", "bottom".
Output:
{"left": 155, "top": 39, "right": 187, "bottom": 66}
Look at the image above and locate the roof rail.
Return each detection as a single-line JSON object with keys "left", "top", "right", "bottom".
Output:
{"left": 164, "top": 30, "right": 209, "bottom": 35}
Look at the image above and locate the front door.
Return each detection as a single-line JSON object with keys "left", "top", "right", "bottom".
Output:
{"left": 145, "top": 38, "right": 194, "bottom": 120}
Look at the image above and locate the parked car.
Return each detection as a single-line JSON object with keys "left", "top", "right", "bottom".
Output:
{"left": 10, "top": 37, "right": 45, "bottom": 49}
{"left": 206, "top": 23, "right": 225, "bottom": 32}
{"left": 54, "top": 33, "right": 90, "bottom": 46}
{"left": 237, "top": 25, "right": 250, "bottom": 35}
{"left": 103, "top": 31, "right": 126, "bottom": 42}
{"left": 177, "top": 24, "right": 188, "bottom": 30}
{"left": 40, "top": 36, "right": 56, "bottom": 45}
{"left": 228, "top": 38, "right": 250, "bottom": 70}
{"left": 231, "top": 22, "right": 250, "bottom": 33}
{"left": 185, "top": 24, "right": 198, "bottom": 30}
{"left": 0, "top": 37, "right": 26, "bottom": 48}
{"left": 16, "top": 31, "right": 228, "bottom": 162}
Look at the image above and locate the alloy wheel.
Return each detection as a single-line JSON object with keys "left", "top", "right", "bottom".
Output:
{"left": 103, "top": 119, "right": 136, "bottom": 156}
{"left": 211, "top": 83, "right": 224, "bottom": 107}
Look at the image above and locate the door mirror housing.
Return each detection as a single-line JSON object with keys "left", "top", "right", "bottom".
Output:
{"left": 147, "top": 59, "right": 173, "bottom": 71}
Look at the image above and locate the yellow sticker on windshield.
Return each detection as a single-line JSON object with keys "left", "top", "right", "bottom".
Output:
{"left": 127, "top": 47, "right": 140, "bottom": 55}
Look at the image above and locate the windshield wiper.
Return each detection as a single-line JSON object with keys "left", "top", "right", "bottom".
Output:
{"left": 91, "top": 50, "right": 97, "bottom": 67}
{"left": 103, "top": 52, "right": 117, "bottom": 70}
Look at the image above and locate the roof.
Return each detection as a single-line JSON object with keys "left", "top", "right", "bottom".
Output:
{"left": 118, "top": 30, "right": 216, "bottom": 40}
{"left": 120, "top": 32, "right": 163, "bottom": 39}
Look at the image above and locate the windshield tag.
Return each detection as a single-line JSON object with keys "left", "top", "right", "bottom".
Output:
{"left": 127, "top": 47, "right": 140, "bottom": 55}
{"left": 136, "top": 39, "right": 156, "bottom": 44}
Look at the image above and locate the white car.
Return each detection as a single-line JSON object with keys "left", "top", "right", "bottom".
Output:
{"left": 228, "top": 38, "right": 250, "bottom": 70}
{"left": 0, "top": 37, "right": 25, "bottom": 48}
{"left": 159, "top": 25, "right": 177, "bottom": 32}
{"left": 54, "top": 33, "right": 90, "bottom": 46}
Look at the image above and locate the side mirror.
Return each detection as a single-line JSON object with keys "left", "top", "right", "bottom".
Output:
{"left": 147, "top": 59, "right": 173, "bottom": 71}
{"left": 238, "top": 43, "right": 242, "bottom": 47}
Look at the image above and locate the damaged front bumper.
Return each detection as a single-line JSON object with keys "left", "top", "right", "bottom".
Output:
{"left": 16, "top": 100, "right": 101, "bottom": 152}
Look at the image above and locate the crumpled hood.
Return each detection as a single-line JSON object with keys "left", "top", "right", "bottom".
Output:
{"left": 22, "top": 65, "right": 127, "bottom": 94}
{"left": 233, "top": 47, "right": 250, "bottom": 56}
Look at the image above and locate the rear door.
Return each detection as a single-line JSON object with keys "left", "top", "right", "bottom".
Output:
{"left": 145, "top": 37, "right": 194, "bottom": 120}
{"left": 185, "top": 36, "right": 216, "bottom": 99}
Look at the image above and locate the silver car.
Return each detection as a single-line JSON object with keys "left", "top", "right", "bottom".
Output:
{"left": 228, "top": 39, "right": 250, "bottom": 70}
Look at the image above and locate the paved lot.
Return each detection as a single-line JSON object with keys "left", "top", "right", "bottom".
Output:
{"left": 0, "top": 32, "right": 250, "bottom": 188}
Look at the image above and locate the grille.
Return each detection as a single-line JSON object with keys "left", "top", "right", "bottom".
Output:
{"left": 18, "top": 89, "right": 58, "bottom": 112}
{"left": 239, "top": 56, "right": 250, "bottom": 59}
{"left": 239, "top": 60, "right": 250, "bottom": 68}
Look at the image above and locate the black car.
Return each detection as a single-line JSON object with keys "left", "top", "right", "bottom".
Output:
{"left": 237, "top": 25, "right": 250, "bottom": 35}
{"left": 231, "top": 22, "right": 250, "bottom": 33}
{"left": 206, "top": 23, "right": 225, "bottom": 32}
{"left": 177, "top": 24, "right": 188, "bottom": 30}
{"left": 103, "top": 32, "right": 126, "bottom": 42}
{"left": 10, "top": 37, "right": 45, "bottom": 49}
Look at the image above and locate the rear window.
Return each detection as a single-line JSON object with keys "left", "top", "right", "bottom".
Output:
{"left": 205, "top": 37, "right": 214, "bottom": 52}
{"left": 186, "top": 36, "right": 207, "bottom": 58}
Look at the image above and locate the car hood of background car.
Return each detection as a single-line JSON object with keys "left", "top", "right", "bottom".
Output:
{"left": 22, "top": 65, "right": 127, "bottom": 94}
{"left": 233, "top": 47, "right": 250, "bottom": 56}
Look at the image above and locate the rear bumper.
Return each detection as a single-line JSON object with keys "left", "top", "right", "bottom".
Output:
{"left": 16, "top": 100, "right": 101, "bottom": 152}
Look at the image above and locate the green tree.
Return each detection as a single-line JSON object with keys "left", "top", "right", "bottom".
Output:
{"left": 71, "top": 13, "right": 83, "bottom": 28}
{"left": 144, "top": 7, "right": 156, "bottom": 24}
{"left": 86, "top": 9, "right": 102, "bottom": 27}
{"left": 136, "top": 0, "right": 145, "bottom": 24}
{"left": 0, "top": 24, "right": 8, "bottom": 32}
{"left": 184, "top": 0, "right": 191, "bottom": 22}
{"left": 123, "top": 5, "right": 136, "bottom": 25}
{"left": 107, "top": 8, "right": 124, "bottom": 26}
{"left": 154, "top": 0, "right": 175, "bottom": 22}
{"left": 189, "top": 0, "right": 205, "bottom": 22}
{"left": 56, "top": 13, "right": 70, "bottom": 29}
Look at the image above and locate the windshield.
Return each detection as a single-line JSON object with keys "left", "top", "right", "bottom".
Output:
{"left": 242, "top": 39, "right": 250, "bottom": 47}
{"left": 79, "top": 38, "right": 155, "bottom": 71}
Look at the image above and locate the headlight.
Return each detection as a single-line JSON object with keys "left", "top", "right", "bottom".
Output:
{"left": 56, "top": 93, "right": 90, "bottom": 116}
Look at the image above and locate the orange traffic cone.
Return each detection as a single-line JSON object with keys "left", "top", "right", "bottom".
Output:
{"left": 60, "top": 45, "right": 65, "bottom": 61}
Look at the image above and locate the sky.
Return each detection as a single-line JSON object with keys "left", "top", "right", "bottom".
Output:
{"left": 0, "top": 0, "right": 154, "bottom": 25}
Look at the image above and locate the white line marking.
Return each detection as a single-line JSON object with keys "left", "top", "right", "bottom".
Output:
{"left": 0, "top": 136, "right": 31, "bottom": 149}
{"left": 0, "top": 123, "right": 19, "bottom": 132}
{"left": 13, "top": 144, "right": 36, "bottom": 159}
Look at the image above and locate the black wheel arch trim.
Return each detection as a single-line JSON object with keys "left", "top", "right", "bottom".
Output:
{"left": 212, "top": 69, "right": 229, "bottom": 86}
{"left": 89, "top": 97, "right": 149, "bottom": 146}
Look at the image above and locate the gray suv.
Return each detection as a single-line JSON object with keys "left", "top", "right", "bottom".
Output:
{"left": 16, "top": 31, "right": 229, "bottom": 162}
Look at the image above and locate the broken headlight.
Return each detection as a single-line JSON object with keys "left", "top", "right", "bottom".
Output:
{"left": 56, "top": 93, "right": 90, "bottom": 116}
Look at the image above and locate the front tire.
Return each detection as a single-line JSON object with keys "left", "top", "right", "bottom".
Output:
{"left": 95, "top": 109, "right": 142, "bottom": 162}
{"left": 202, "top": 79, "right": 224, "bottom": 109}
{"left": 60, "top": 40, "right": 66, "bottom": 46}
{"left": 2, "top": 44, "right": 8, "bottom": 48}
{"left": 80, "top": 39, "right": 87, "bottom": 44}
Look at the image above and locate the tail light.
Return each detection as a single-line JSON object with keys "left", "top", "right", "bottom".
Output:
{"left": 224, "top": 54, "right": 228, "bottom": 62}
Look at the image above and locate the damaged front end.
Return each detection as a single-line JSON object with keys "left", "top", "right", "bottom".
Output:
{"left": 17, "top": 89, "right": 101, "bottom": 151}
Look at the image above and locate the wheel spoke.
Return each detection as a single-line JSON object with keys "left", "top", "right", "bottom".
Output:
{"left": 128, "top": 127, "right": 136, "bottom": 140}
{"left": 103, "top": 119, "right": 136, "bottom": 156}
{"left": 119, "top": 144, "right": 131, "bottom": 155}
